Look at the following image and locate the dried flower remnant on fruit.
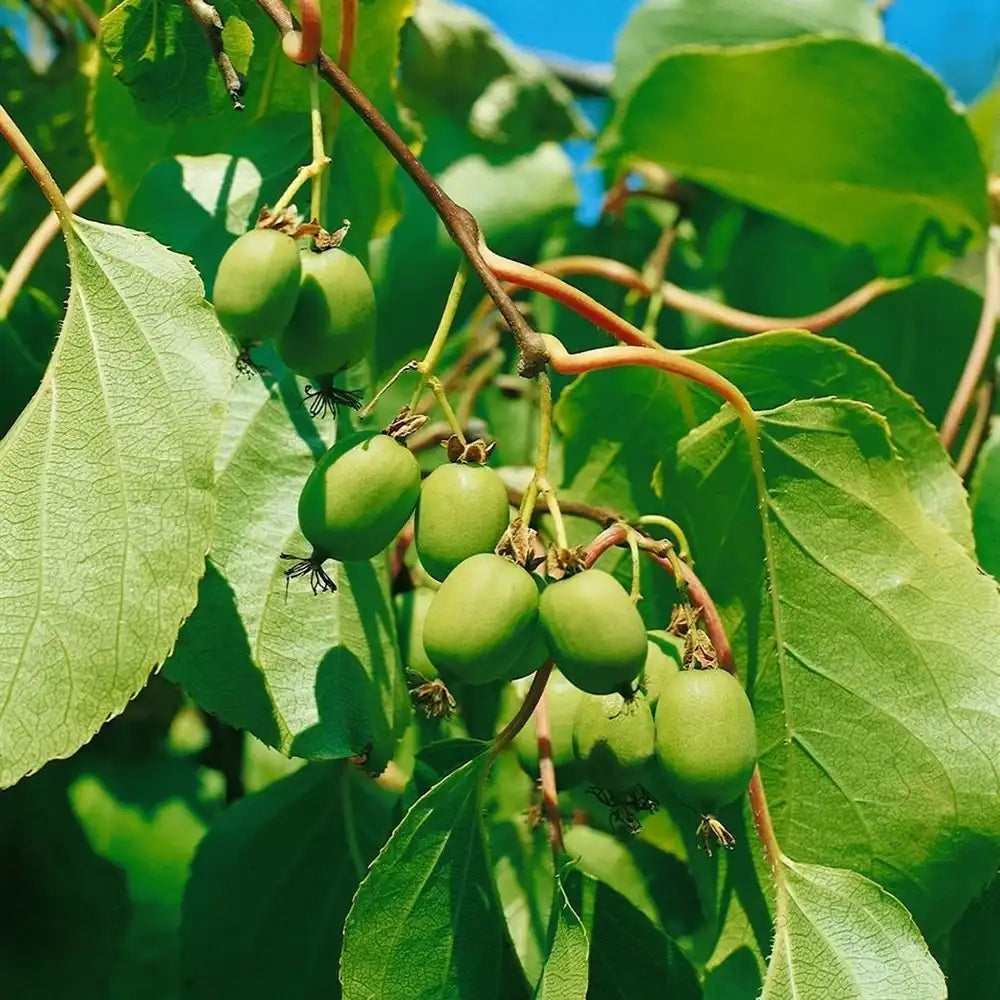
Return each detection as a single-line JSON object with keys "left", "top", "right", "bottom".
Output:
{"left": 410, "top": 678, "right": 456, "bottom": 719}
{"left": 698, "top": 815, "right": 736, "bottom": 856}
{"left": 496, "top": 516, "right": 544, "bottom": 570}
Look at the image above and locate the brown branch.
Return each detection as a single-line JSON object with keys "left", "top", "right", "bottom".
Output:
{"left": 940, "top": 238, "right": 1000, "bottom": 449}
{"left": 255, "top": 0, "right": 547, "bottom": 377}
{"left": 507, "top": 486, "right": 621, "bottom": 527}
{"left": 956, "top": 381, "right": 994, "bottom": 479}
{"left": 183, "top": 0, "right": 246, "bottom": 109}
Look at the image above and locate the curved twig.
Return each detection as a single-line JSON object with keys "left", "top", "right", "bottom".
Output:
{"left": 940, "top": 235, "right": 1000, "bottom": 450}
{"left": 486, "top": 253, "right": 905, "bottom": 336}
{"left": 533, "top": 688, "right": 565, "bottom": 854}
{"left": 281, "top": 0, "right": 322, "bottom": 64}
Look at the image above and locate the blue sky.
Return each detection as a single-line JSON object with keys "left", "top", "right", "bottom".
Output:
{"left": 466, "top": 0, "right": 1000, "bottom": 103}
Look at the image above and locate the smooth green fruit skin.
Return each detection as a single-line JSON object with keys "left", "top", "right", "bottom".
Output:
{"left": 642, "top": 630, "right": 683, "bottom": 708}
{"left": 422, "top": 554, "right": 540, "bottom": 685}
{"left": 538, "top": 570, "right": 647, "bottom": 694}
{"left": 277, "top": 248, "right": 376, "bottom": 376}
{"left": 414, "top": 463, "right": 511, "bottom": 582}
{"left": 512, "top": 670, "right": 585, "bottom": 787}
{"left": 654, "top": 669, "right": 757, "bottom": 812}
{"left": 298, "top": 432, "right": 420, "bottom": 562}
{"left": 573, "top": 691, "right": 655, "bottom": 791}
{"left": 213, "top": 229, "right": 302, "bottom": 345}
{"left": 394, "top": 588, "right": 438, "bottom": 680}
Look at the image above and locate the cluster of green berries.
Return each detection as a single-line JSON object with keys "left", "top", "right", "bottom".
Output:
{"left": 401, "top": 570, "right": 757, "bottom": 825}
{"left": 213, "top": 227, "right": 374, "bottom": 413}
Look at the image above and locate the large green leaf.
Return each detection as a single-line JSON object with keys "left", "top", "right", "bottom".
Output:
{"left": 600, "top": 37, "right": 988, "bottom": 272}
{"left": 556, "top": 331, "right": 972, "bottom": 551}
{"left": 970, "top": 417, "right": 1000, "bottom": 581}
{"left": 0, "top": 218, "right": 231, "bottom": 787}
{"left": 99, "top": 0, "right": 253, "bottom": 123}
{"left": 674, "top": 399, "right": 1000, "bottom": 935}
{"left": 180, "top": 761, "right": 394, "bottom": 999}
{"left": 762, "top": 860, "right": 944, "bottom": 999}
{"left": 341, "top": 754, "right": 521, "bottom": 1000}
{"left": 165, "top": 368, "right": 407, "bottom": 761}
{"left": 614, "top": 0, "right": 881, "bottom": 98}
{"left": 0, "top": 767, "right": 130, "bottom": 998}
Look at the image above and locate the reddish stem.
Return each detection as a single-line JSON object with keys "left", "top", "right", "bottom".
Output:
{"left": 940, "top": 238, "right": 1000, "bottom": 449}
{"left": 749, "top": 768, "right": 783, "bottom": 879}
{"left": 490, "top": 661, "right": 554, "bottom": 762}
{"left": 483, "top": 248, "right": 658, "bottom": 349}
{"left": 338, "top": 0, "right": 357, "bottom": 76}
{"left": 491, "top": 252, "right": 902, "bottom": 336}
{"left": 533, "top": 689, "right": 565, "bottom": 854}
{"left": 544, "top": 336, "right": 755, "bottom": 429}
{"left": 284, "top": 0, "right": 322, "bottom": 63}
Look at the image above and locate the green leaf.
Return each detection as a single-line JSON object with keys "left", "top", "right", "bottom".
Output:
{"left": 675, "top": 399, "right": 1000, "bottom": 935}
{"left": 556, "top": 330, "right": 972, "bottom": 551}
{"left": 709, "top": 209, "right": 988, "bottom": 428}
{"left": 587, "top": 881, "right": 701, "bottom": 999}
{"left": 0, "top": 219, "right": 231, "bottom": 787}
{"left": 968, "top": 83, "right": 1000, "bottom": 173}
{"left": 399, "top": 0, "right": 588, "bottom": 152}
{"left": 763, "top": 859, "right": 945, "bottom": 999}
{"left": 99, "top": 0, "right": 253, "bottom": 123}
{"left": 165, "top": 368, "right": 408, "bottom": 762}
{"left": 180, "top": 761, "right": 394, "bottom": 999}
{"left": 534, "top": 874, "right": 589, "bottom": 1000}
{"left": 341, "top": 754, "right": 520, "bottom": 1000}
{"left": 0, "top": 767, "right": 130, "bottom": 998}
{"left": 614, "top": 0, "right": 881, "bottom": 99}
{"left": 600, "top": 37, "right": 988, "bottom": 272}
{"left": 91, "top": 0, "right": 409, "bottom": 244}
{"left": 491, "top": 817, "right": 554, "bottom": 989}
